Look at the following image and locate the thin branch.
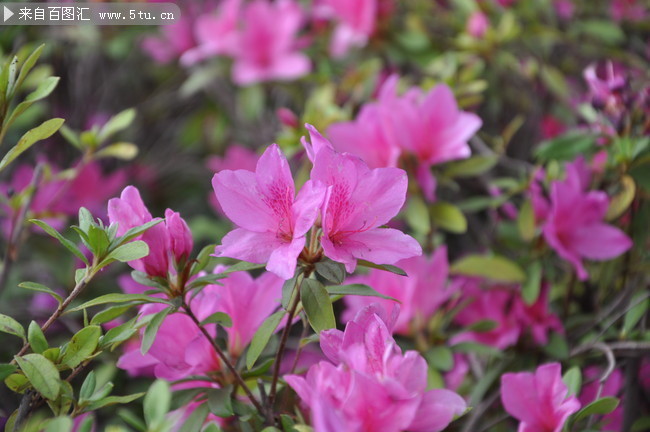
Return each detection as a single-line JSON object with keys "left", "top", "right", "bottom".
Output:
{"left": 182, "top": 303, "right": 264, "bottom": 415}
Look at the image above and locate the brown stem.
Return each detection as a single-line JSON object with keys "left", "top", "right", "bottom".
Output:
{"left": 182, "top": 303, "right": 264, "bottom": 415}
{"left": 0, "top": 164, "right": 44, "bottom": 295}
{"left": 268, "top": 277, "right": 301, "bottom": 409}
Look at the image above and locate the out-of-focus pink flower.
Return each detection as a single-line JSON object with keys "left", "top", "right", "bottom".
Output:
{"left": 213, "top": 144, "right": 325, "bottom": 279}
{"left": 180, "top": 0, "right": 242, "bottom": 66}
{"left": 327, "top": 75, "right": 482, "bottom": 201}
{"left": 108, "top": 186, "right": 194, "bottom": 277}
{"left": 317, "top": 0, "right": 378, "bottom": 57}
{"left": 553, "top": 0, "right": 574, "bottom": 19}
{"left": 342, "top": 246, "right": 453, "bottom": 335}
{"left": 142, "top": 16, "right": 197, "bottom": 64}
{"left": 452, "top": 279, "right": 562, "bottom": 349}
{"left": 579, "top": 367, "right": 623, "bottom": 431}
{"left": 501, "top": 363, "right": 581, "bottom": 432}
{"left": 539, "top": 161, "right": 632, "bottom": 280}
{"left": 467, "top": 11, "right": 489, "bottom": 38}
{"left": 495, "top": 0, "right": 517, "bottom": 7}
{"left": 230, "top": 0, "right": 310, "bottom": 85}
{"left": 609, "top": 0, "right": 647, "bottom": 22}
{"left": 541, "top": 115, "right": 567, "bottom": 139}
{"left": 584, "top": 62, "right": 627, "bottom": 114}
{"left": 72, "top": 413, "right": 95, "bottom": 432}
{"left": 207, "top": 145, "right": 259, "bottom": 216}
{"left": 209, "top": 265, "right": 283, "bottom": 356}
{"left": 445, "top": 354, "right": 470, "bottom": 392}
{"left": 285, "top": 304, "right": 466, "bottom": 432}
{"left": 303, "top": 126, "right": 422, "bottom": 273}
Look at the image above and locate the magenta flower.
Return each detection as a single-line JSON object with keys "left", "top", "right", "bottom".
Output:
{"left": 512, "top": 284, "right": 563, "bottom": 345}
{"left": 609, "top": 0, "right": 647, "bottom": 22}
{"left": 304, "top": 126, "right": 422, "bottom": 272}
{"left": 342, "top": 246, "right": 454, "bottom": 335}
{"left": 327, "top": 75, "right": 482, "bottom": 201}
{"left": 108, "top": 186, "right": 193, "bottom": 277}
{"left": 539, "top": 162, "right": 632, "bottom": 280}
{"left": 141, "top": 16, "right": 197, "bottom": 64}
{"left": 466, "top": 11, "right": 489, "bottom": 38}
{"left": 317, "top": 0, "right": 378, "bottom": 57}
{"left": 213, "top": 144, "right": 325, "bottom": 279}
{"left": 230, "top": 0, "right": 310, "bottom": 85}
{"left": 501, "top": 363, "right": 581, "bottom": 432}
{"left": 180, "top": 0, "right": 241, "bottom": 66}
{"left": 578, "top": 367, "right": 623, "bottom": 431}
{"left": 285, "top": 304, "right": 466, "bottom": 432}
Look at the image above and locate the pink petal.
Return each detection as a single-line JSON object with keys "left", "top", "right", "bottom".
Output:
{"left": 408, "top": 389, "right": 467, "bottom": 432}
{"left": 215, "top": 228, "right": 280, "bottom": 265}
{"left": 570, "top": 223, "right": 632, "bottom": 260}
{"left": 333, "top": 228, "right": 422, "bottom": 271}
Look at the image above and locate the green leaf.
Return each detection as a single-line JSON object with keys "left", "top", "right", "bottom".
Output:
{"left": 622, "top": 294, "right": 649, "bottom": 336}
{"left": 95, "top": 142, "right": 138, "bottom": 160}
{"left": 315, "top": 260, "right": 346, "bottom": 284}
{"left": 522, "top": 261, "right": 543, "bottom": 305}
{"left": 104, "top": 240, "right": 149, "bottom": 263}
{"left": 443, "top": 155, "right": 498, "bottom": 178}
{"left": 216, "top": 260, "right": 266, "bottom": 275}
{"left": 606, "top": 175, "right": 635, "bottom": 221}
{"left": 5, "top": 373, "right": 30, "bottom": 393}
{"left": 28, "top": 321, "right": 48, "bottom": 354}
{"left": 190, "top": 244, "right": 217, "bottom": 275}
{"left": 0, "top": 314, "right": 26, "bottom": 340}
{"left": 208, "top": 387, "right": 234, "bottom": 418}
{"left": 79, "top": 371, "right": 96, "bottom": 402}
{"left": 0, "top": 364, "right": 17, "bottom": 381}
{"left": 85, "top": 392, "right": 145, "bottom": 411}
{"left": 301, "top": 279, "right": 336, "bottom": 333}
{"left": 29, "top": 219, "right": 88, "bottom": 265}
{"left": 357, "top": 260, "right": 407, "bottom": 276}
{"left": 542, "top": 332, "right": 569, "bottom": 360}
{"left": 200, "top": 312, "right": 233, "bottom": 328}
{"left": 562, "top": 366, "right": 582, "bottom": 397}
{"left": 11, "top": 44, "right": 45, "bottom": 97}
{"left": 1, "top": 117, "right": 64, "bottom": 173}
{"left": 144, "top": 380, "right": 171, "bottom": 427}
{"left": 534, "top": 131, "right": 595, "bottom": 162}
{"left": 451, "top": 341, "right": 504, "bottom": 357}
{"left": 141, "top": 307, "right": 173, "bottom": 355}
{"left": 425, "top": 346, "right": 454, "bottom": 372}
{"left": 465, "top": 320, "right": 498, "bottom": 332}
{"left": 115, "top": 219, "right": 163, "bottom": 246}
{"left": 44, "top": 416, "right": 73, "bottom": 432}
{"left": 86, "top": 224, "right": 110, "bottom": 256}
{"left": 90, "top": 305, "right": 133, "bottom": 325}
{"left": 573, "top": 397, "right": 619, "bottom": 423}
{"left": 450, "top": 254, "right": 525, "bottom": 283}
{"left": 100, "top": 317, "right": 138, "bottom": 349}
{"left": 246, "top": 309, "right": 286, "bottom": 369}
{"left": 19, "top": 281, "right": 63, "bottom": 306}
{"left": 98, "top": 108, "right": 136, "bottom": 143}
{"left": 68, "top": 293, "right": 172, "bottom": 312}
{"left": 326, "top": 283, "right": 396, "bottom": 301}
{"left": 282, "top": 274, "right": 300, "bottom": 310}
{"left": 4, "top": 78, "right": 60, "bottom": 130}
{"left": 430, "top": 202, "right": 467, "bottom": 234}
{"left": 405, "top": 196, "right": 431, "bottom": 234}
{"left": 14, "top": 353, "right": 60, "bottom": 400}
{"left": 61, "top": 325, "right": 101, "bottom": 368}
{"left": 517, "top": 200, "right": 536, "bottom": 241}
{"left": 181, "top": 402, "right": 209, "bottom": 432}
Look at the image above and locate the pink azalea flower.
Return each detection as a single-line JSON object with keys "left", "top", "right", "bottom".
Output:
{"left": 452, "top": 279, "right": 562, "bottom": 349}
{"left": 327, "top": 75, "right": 482, "bottom": 201}
{"left": 141, "top": 16, "right": 197, "bottom": 64}
{"left": 316, "top": 0, "right": 378, "bottom": 57}
{"left": 584, "top": 62, "right": 627, "bottom": 114}
{"left": 540, "top": 161, "right": 632, "bottom": 280}
{"left": 342, "top": 246, "right": 454, "bottom": 335}
{"left": 303, "top": 126, "right": 422, "bottom": 272}
{"left": 213, "top": 144, "right": 325, "bottom": 279}
{"left": 610, "top": 0, "right": 647, "bottom": 22}
{"left": 108, "top": 186, "right": 193, "bottom": 277}
{"left": 466, "top": 11, "right": 489, "bottom": 38}
{"left": 501, "top": 363, "right": 581, "bottom": 432}
{"left": 285, "top": 304, "right": 466, "bottom": 432}
{"left": 230, "top": 0, "right": 310, "bottom": 85}
{"left": 579, "top": 367, "right": 623, "bottom": 431}
{"left": 445, "top": 354, "right": 470, "bottom": 392}
{"left": 207, "top": 145, "right": 259, "bottom": 216}
{"left": 180, "top": 0, "right": 242, "bottom": 66}
{"left": 553, "top": 0, "right": 574, "bottom": 19}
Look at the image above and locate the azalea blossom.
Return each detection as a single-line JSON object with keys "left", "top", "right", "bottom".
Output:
{"left": 316, "top": 0, "right": 378, "bottom": 57}
{"left": 501, "top": 363, "right": 581, "bottom": 432}
{"left": 108, "top": 186, "right": 193, "bottom": 277}
{"left": 537, "top": 161, "right": 632, "bottom": 280}
{"left": 230, "top": 0, "right": 310, "bottom": 85}
{"left": 327, "top": 75, "right": 482, "bottom": 200}
{"left": 342, "top": 246, "right": 454, "bottom": 335}
{"left": 213, "top": 144, "right": 325, "bottom": 279}
{"left": 285, "top": 304, "right": 466, "bottom": 432}
{"left": 303, "top": 125, "right": 422, "bottom": 272}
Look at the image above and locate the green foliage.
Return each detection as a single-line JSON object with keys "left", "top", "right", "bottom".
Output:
{"left": 246, "top": 309, "right": 286, "bottom": 370}
{"left": 450, "top": 254, "right": 526, "bottom": 283}
{"left": 301, "top": 278, "right": 336, "bottom": 333}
